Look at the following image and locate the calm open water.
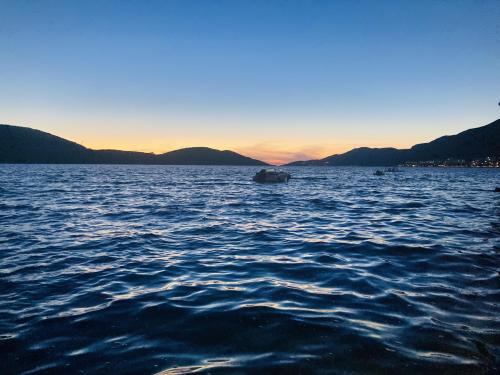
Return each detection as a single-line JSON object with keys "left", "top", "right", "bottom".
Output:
{"left": 0, "top": 165, "right": 499, "bottom": 374}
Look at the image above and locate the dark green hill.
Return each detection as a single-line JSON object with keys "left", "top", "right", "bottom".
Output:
{"left": 0, "top": 124, "right": 91, "bottom": 163}
{"left": 286, "top": 119, "right": 500, "bottom": 166}
{"left": 0, "top": 125, "right": 268, "bottom": 165}
{"left": 323, "top": 147, "right": 408, "bottom": 166}
{"left": 408, "top": 119, "right": 500, "bottom": 161}
{"left": 157, "top": 147, "right": 267, "bottom": 165}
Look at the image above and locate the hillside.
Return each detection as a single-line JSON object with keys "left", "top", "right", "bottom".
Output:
{"left": 0, "top": 125, "right": 268, "bottom": 165}
{"left": 286, "top": 119, "right": 500, "bottom": 166}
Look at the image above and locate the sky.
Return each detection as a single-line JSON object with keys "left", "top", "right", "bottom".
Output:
{"left": 0, "top": 0, "right": 499, "bottom": 164}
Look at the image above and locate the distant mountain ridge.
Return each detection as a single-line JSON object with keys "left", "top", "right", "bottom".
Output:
{"left": 0, "top": 125, "right": 268, "bottom": 165}
{"left": 2, "top": 119, "right": 499, "bottom": 166}
{"left": 286, "top": 119, "right": 500, "bottom": 166}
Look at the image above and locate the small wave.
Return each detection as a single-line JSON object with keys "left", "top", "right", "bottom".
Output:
{"left": 0, "top": 165, "right": 498, "bottom": 374}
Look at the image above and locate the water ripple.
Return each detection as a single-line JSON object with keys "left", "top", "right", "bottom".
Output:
{"left": 0, "top": 165, "right": 499, "bottom": 373}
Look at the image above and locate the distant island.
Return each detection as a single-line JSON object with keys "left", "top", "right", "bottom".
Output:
{"left": 285, "top": 119, "right": 500, "bottom": 167}
{"left": 0, "top": 125, "right": 268, "bottom": 166}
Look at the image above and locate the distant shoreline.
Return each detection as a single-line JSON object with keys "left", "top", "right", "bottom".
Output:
{"left": 1, "top": 164, "right": 499, "bottom": 169}
{"left": 2, "top": 118, "right": 499, "bottom": 166}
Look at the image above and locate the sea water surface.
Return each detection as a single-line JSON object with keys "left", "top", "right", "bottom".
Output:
{"left": 0, "top": 165, "right": 499, "bottom": 374}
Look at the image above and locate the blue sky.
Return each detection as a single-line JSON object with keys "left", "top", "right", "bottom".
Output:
{"left": 1, "top": 0, "right": 499, "bottom": 163}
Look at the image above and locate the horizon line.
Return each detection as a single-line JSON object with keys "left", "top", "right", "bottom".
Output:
{"left": 2, "top": 117, "right": 498, "bottom": 165}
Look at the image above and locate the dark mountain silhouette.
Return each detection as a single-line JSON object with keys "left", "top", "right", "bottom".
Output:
{"left": 408, "top": 119, "right": 500, "bottom": 161}
{"left": 0, "top": 124, "right": 268, "bottom": 165}
{"left": 288, "top": 147, "right": 408, "bottom": 167}
{"left": 286, "top": 119, "right": 500, "bottom": 166}
{"left": 156, "top": 147, "right": 264, "bottom": 165}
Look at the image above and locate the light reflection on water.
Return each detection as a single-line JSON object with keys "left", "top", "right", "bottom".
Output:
{"left": 0, "top": 164, "right": 499, "bottom": 373}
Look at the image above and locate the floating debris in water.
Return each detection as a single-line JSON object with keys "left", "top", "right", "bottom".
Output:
{"left": 253, "top": 169, "right": 291, "bottom": 183}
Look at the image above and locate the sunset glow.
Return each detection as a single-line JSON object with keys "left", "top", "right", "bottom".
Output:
{"left": 1, "top": 0, "right": 498, "bottom": 164}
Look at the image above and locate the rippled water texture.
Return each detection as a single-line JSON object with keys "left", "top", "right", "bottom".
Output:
{"left": 1, "top": 165, "right": 499, "bottom": 374}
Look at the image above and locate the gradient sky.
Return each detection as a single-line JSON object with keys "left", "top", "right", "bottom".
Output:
{"left": 1, "top": 0, "right": 499, "bottom": 164}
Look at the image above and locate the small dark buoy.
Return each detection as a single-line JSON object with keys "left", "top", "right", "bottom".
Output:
{"left": 495, "top": 187, "right": 500, "bottom": 192}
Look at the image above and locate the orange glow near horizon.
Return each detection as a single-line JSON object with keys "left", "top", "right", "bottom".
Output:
{"left": 4, "top": 113, "right": 463, "bottom": 165}
{"left": 5, "top": 112, "right": 496, "bottom": 164}
{"left": 77, "top": 136, "right": 414, "bottom": 165}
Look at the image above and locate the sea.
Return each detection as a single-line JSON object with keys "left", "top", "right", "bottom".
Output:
{"left": 0, "top": 165, "right": 499, "bottom": 374}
